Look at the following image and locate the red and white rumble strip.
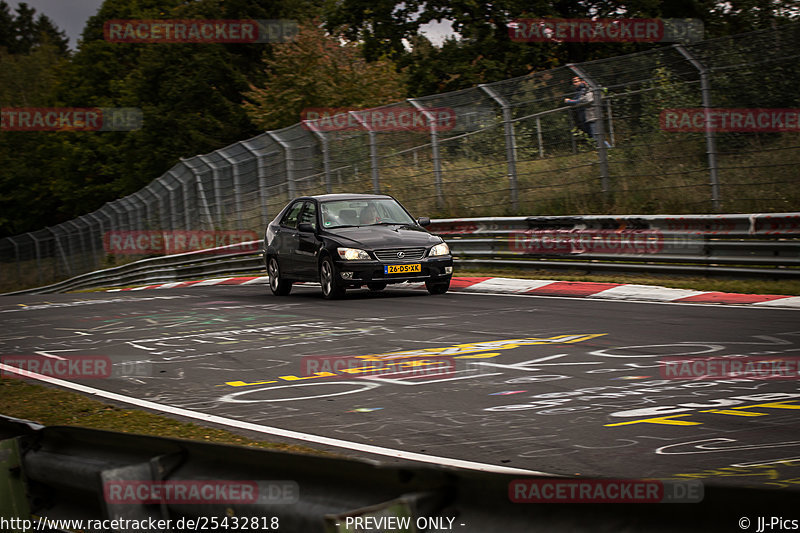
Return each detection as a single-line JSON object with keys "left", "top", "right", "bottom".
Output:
{"left": 106, "top": 276, "right": 800, "bottom": 308}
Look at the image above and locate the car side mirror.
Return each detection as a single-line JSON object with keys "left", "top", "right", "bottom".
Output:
{"left": 417, "top": 217, "right": 431, "bottom": 227}
{"left": 298, "top": 222, "right": 315, "bottom": 233}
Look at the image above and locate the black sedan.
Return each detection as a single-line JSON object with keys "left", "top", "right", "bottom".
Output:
{"left": 263, "top": 194, "right": 453, "bottom": 299}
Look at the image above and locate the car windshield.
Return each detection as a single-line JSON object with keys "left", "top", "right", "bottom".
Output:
{"left": 320, "top": 199, "right": 416, "bottom": 229}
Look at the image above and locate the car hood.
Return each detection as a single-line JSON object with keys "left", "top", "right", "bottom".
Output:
{"left": 325, "top": 224, "right": 442, "bottom": 250}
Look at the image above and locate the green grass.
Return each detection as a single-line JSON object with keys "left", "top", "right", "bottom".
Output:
{"left": 0, "top": 377, "right": 332, "bottom": 456}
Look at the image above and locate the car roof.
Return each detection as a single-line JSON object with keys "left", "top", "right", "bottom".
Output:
{"left": 306, "top": 193, "right": 394, "bottom": 202}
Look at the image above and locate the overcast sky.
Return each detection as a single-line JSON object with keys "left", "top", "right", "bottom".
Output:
{"left": 7, "top": 0, "right": 453, "bottom": 49}
{"left": 7, "top": 0, "right": 105, "bottom": 48}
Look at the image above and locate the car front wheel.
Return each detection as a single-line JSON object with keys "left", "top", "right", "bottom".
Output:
{"left": 319, "top": 257, "right": 346, "bottom": 299}
{"left": 425, "top": 279, "right": 450, "bottom": 295}
{"left": 268, "top": 256, "right": 292, "bottom": 296}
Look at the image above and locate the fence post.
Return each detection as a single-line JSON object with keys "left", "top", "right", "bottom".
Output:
{"left": 86, "top": 212, "right": 105, "bottom": 269}
{"left": 66, "top": 219, "right": 88, "bottom": 274}
{"left": 479, "top": 84, "right": 519, "bottom": 211}
{"left": 305, "top": 123, "right": 332, "bottom": 194}
{"left": 568, "top": 64, "right": 610, "bottom": 198}
{"left": 408, "top": 98, "right": 444, "bottom": 209}
{"left": 195, "top": 156, "right": 224, "bottom": 228}
{"left": 28, "top": 232, "right": 44, "bottom": 285}
{"left": 348, "top": 111, "right": 380, "bottom": 194}
{"left": 675, "top": 44, "right": 720, "bottom": 212}
{"left": 216, "top": 151, "right": 244, "bottom": 230}
{"left": 240, "top": 140, "right": 274, "bottom": 225}
{"left": 7, "top": 236, "right": 21, "bottom": 285}
{"left": 267, "top": 132, "right": 296, "bottom": 198}
{"left": 164, "top": 170, "right": 190, "bottom": 230}
{"left": 536, "top": 117, "right": 544, "bottom": 158}
{"left": 48, "top": 227, "right": 71, "bottom": 278}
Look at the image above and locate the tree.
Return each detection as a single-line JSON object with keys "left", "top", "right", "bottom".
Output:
{"left": 243, "top": 20, "right": 407, "bottom": 131}
{"left": 0, "top": 1, "right": 68, "bottom": 54}
{"left": 324, "top": 0, "right": 799, "bottom": 96}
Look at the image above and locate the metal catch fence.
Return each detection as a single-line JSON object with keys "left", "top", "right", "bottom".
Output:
{"left": 1, "top": 22, "right": 799, "bottom": 291}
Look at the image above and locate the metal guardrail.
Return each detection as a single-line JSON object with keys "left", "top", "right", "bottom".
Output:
{"left": 1, "top": 415, "right": 798, "bottom": 532}
{"left": 2, "top": 214, "right": 798, "bottom": 296}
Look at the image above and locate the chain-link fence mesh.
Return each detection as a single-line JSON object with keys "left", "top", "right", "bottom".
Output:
{"left": 2, "top": 22, "right": 799, "bottom": 291}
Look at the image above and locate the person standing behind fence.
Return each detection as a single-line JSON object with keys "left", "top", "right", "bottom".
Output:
{"left": 565, "top": 76, "right": 590, "bottom": 135}
{"left": 565, "top": 77, "right": 610, "bottom": 149}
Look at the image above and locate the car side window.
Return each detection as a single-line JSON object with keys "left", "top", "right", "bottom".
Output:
{"left": 300, "top": 202, "right": 317, "bottom": 231}
{"left": 280, "top": 202, "right": 304, "bottom": 229}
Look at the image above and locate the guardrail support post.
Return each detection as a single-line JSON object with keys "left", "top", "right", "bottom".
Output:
{"left": 675, "top": 44, "right": 720, "bottom": 212}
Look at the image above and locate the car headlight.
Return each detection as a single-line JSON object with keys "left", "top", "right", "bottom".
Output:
{"left": 337, "top": 247, "right": 371, "bottom": 260}
{"left": 429, "top": 242, "right": 450, "bottom": 257}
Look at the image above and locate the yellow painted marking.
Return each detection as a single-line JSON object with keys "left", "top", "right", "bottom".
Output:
{"left": 454, "top": 353, "right": 502, "bottom": 359}
{"left": 338, "top": 366, "right": 386, "bottom": 374}
{"left": 355, "top": 333, "right": 607, "bottom": 361}
{"left": 278, "top": 372, "right": 336, "bottom": 381}
{"left": 605, "top": 414, "right": 701, "bottom": 427}
{"left": 221, "top": 333, "right": 607, "bottom": 387}
{"left": 738, "top": 401, "right": 800, "bottom": 410}
{"left": 700, "top": 409, "right": 767, "bottom": 417}
{"left": 224, "top": 380, "right": 279, "bottom": 387}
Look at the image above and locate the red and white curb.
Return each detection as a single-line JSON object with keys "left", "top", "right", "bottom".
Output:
{"left": 106, "top": 276, "right": 800, "bottom": 308}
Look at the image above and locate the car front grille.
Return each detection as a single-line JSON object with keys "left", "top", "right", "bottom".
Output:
{"left": 374, "top": 247, "right": 426, "bottom": 262}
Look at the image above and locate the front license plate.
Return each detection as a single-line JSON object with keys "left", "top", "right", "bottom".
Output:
{"left": 385, "top": 264, "right": 421, "bottom": 274}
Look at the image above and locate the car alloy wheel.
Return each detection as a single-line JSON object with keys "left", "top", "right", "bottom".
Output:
{"left": 319, "top": 257, "right": 345, "bottom": 299}
{"left": 268, "top": 256, "right": 292, "bottom": 296}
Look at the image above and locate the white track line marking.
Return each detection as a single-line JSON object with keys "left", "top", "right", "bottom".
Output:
{"left": 0, "top": 363, "right": 554, "bottom": 476}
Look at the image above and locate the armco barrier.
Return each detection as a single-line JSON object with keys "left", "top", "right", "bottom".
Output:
{"left": 0, "top": 415, "right": 798, "bottom": 532}
{"left": 2, "top": 213, "right": 798, "bottom": 295}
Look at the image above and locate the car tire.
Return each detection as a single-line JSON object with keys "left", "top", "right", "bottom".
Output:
{"left": 425, "top": 280, "right": 450, "bottom": 295}
{"left": 268, "top": 256, "right": 292, "bottom": 296}
{"left": 367, "top": 282, "right": 387, "bottom": 292}
{"left": 319, "top": 256, "right": 345, "bottom": 299}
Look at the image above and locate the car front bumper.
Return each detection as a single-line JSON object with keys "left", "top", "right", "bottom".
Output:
{"left": 334, "top": 256, "right": 453, "bottom": 286}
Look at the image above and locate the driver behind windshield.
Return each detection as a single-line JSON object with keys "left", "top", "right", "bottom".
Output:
{"left": 359, "top": 204, "right": 381, "bottom": 224}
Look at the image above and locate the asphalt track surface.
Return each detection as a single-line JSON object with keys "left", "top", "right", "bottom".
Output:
{"left": 2, "top": 283, "right": 800, "bottom": 506}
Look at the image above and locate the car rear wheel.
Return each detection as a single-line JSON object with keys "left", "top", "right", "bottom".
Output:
{"left": 268, "top": 256, "right": 292, "bottom": 296}
{"left": 425, "top": 279, "right": 450, "bottom": 295}
{"left": 320, "top": 257, "right": 345, "bottom": 299}
{"left": 367, "top": 282, "right": 387, "bottom": 292}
